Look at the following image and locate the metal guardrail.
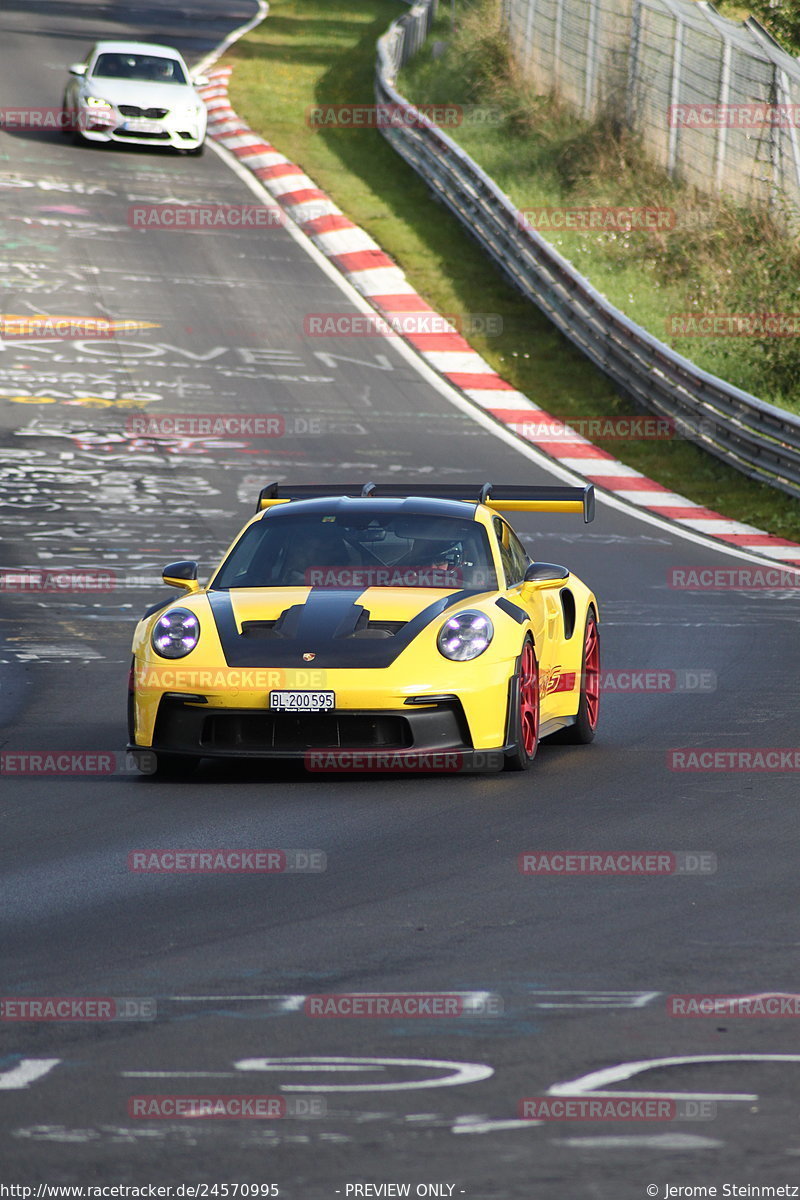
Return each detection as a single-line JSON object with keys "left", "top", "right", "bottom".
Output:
{"left": 375, "top": 0, "right": 800, "bottom": 500}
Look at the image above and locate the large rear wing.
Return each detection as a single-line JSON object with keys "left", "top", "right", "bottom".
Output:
{"left": 256, "top": 482, "right": 595, "bottom": 522}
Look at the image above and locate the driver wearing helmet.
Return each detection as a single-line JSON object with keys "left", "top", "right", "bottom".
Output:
{"left": 151, "top": 58, "right": 175, "bottom": 81}
{"left": 398, "top": 539, "right": 463, "bottom": 585}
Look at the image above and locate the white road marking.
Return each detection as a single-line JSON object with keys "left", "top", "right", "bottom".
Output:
{"left": 165, "top": 991, "right": 496, "bottom": 1016}
{"left": 234, "top": 1056, "right": 494, "bottom": 1092}
{"left": 168, "top": 994, "right": 305, "bottom": 1010}
{"left": 13, "top": 1124, "right": 351, "bottom": 1145}
{"left": 553, "top": 1133, "right": 724, "bottom": 1149}
{"left": 312, "top": 351, "right": 394, "bottom": 372}
{"left": 0, "top": 1059, "right": 60, "bottom": 1089}
{"left": 530, "top": 990, "right": 660, "bottom": 1009}
{"left": 13, "top": 644, "right": 104, "bottom": 661}
{"left": 548, "top": 1053, "right": 800, "bottom": 1103}
{"left": 452, "top": 1117, "right": 541, "bottom": 1133}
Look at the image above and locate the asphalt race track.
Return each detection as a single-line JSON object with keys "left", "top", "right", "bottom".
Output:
{"left": 1, "top": 2, "right": 800, "bottom": 1195}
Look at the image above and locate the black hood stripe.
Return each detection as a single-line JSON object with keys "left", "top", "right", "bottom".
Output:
{"left": 206, "top": 588, "right": 488, "bottom": 668}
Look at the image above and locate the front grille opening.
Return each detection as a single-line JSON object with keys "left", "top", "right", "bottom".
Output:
{"left": 347, "top": 610, "right": 405, "bottom": 639}
{"left": 240, "top": 610, "right": 406, "bottom": 641}
{"left": 241, "top": 620, "right": 282, "bottom": 639}
{"left": 115, "top": 127, "right": 171, "bottom": 140}
{"left": 118, "top": 105, "right": 168, "bottom": 119}
{"left": 200, "top": 713, "right": 412, "bottom": 752}
{"left": 348, "top": 620, "right": 405, "bottom": 639}
{"left": 152, "top": 696, "right": 470, "bottom": 757}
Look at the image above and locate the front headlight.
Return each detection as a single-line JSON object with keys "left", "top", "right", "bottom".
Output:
{"left": 85, "top": 95, "right": 113, "bottom": 107}
{"left": 437, "top": 611, "right": 493, "bottom": 661}
{"left": 151, "top": 608, "right": 200, "bottom": 658}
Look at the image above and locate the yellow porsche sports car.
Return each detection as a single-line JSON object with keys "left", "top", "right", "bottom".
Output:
{"left": 128, "top": 483, "right": 600, "bottom": 774}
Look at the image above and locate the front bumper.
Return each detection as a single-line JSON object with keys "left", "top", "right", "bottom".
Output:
{"left": 128, "top": 694, "right": 507, "bottom": 771}
{"left": 130, "top": 653, "right": 519, "bottom": 753}
{"left": 143, "top": 693, "right": 458, "bottom": 752}
{"left": 78, "top": 111, "right": 205, "bottom": 149}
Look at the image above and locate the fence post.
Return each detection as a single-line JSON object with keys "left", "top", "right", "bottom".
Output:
{"left": 767, "top": 64, "right": 782, "bottom": 215}
{"left": 524, "top": 0, "right": 539, "bottom": 76}
{"left": 666, "top": 14, "right": 685, "bottom": 176}
{"left": 625, "top": 0, "right": 641, "bottom": 131}
{"left": 713, "top": 33, "right": 732, "bottom": 192}
{"left": 780, "top": 69, "right": 800, "bottom": 208}
{"left": 553, "top": 0, "right": 564, "bottom": 91}
{"left": 583, "top": 0, "right": 599, "bottom": 118}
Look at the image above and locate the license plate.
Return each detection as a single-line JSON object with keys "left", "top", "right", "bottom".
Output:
{"left": 269, "top": 690, "right": 335, "bottom": 712}
{"left": 124, "top": 119, "right": 162, "bottom": 133}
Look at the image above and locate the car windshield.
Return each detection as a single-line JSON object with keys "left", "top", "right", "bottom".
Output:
{"left": 92, "top": 53, "right": 187, "bottom": 84}
{"left": 212, "top": 512, "right": 498, "bottom": 591}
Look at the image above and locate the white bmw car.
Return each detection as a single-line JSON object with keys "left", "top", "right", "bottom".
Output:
{"left": 63, "top": 40, "right": 208, "bottom": 154}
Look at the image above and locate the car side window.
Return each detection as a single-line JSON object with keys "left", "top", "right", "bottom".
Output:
{"left": 506, "top": 526, "right": 530, "bottom": 584}
{"left": 493, "top": 518, "right": 513, "bottom": 584}
{"left": 494, "top": 518, "right": 529, "bottom": 586}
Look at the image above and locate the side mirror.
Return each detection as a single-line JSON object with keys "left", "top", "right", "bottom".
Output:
{"left": 192, "top": 73, "right": 211, "bottom": 87}
{"left": 69, "top": 63, "right": 87, "bottom": 76}
{"left": 162, "top": 560, "right": 199, "bottom": 593}
{"left": 522, "top": 562, "right": 570, "bottom": 584}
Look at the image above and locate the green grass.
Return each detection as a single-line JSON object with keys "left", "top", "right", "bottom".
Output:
{"left": 403, "top": 1, "right": 800, "bottom": 411}
{"left": 224, "top": 0, "right": 800, "bottom": 541}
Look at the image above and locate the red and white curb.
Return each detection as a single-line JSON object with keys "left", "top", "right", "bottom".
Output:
{"left": 197, "top": 67, "right": 800, "bottom": 565}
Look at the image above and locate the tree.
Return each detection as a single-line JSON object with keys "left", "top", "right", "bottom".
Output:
{"left": 747, "top": 0, "right": 800, "bottom": 54}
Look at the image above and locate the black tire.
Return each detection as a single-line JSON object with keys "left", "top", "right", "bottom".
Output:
{"left": 503, "top": 637, "right": 540, "bottom": 772}
{"left": 60, "top": 99, "right": 74, "bottom": 134}
{"left": 65, "top": 103, "right": 87, "bottom": 146}
{"left": 553, "top": 609, "right": 600, "bottom": 745}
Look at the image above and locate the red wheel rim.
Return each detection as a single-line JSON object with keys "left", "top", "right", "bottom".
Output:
{"left": 519, "top": 642, "right": 539, "bottom": 757}
{"left": 584, "top": 617, "right": 600, "bottom": 730}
